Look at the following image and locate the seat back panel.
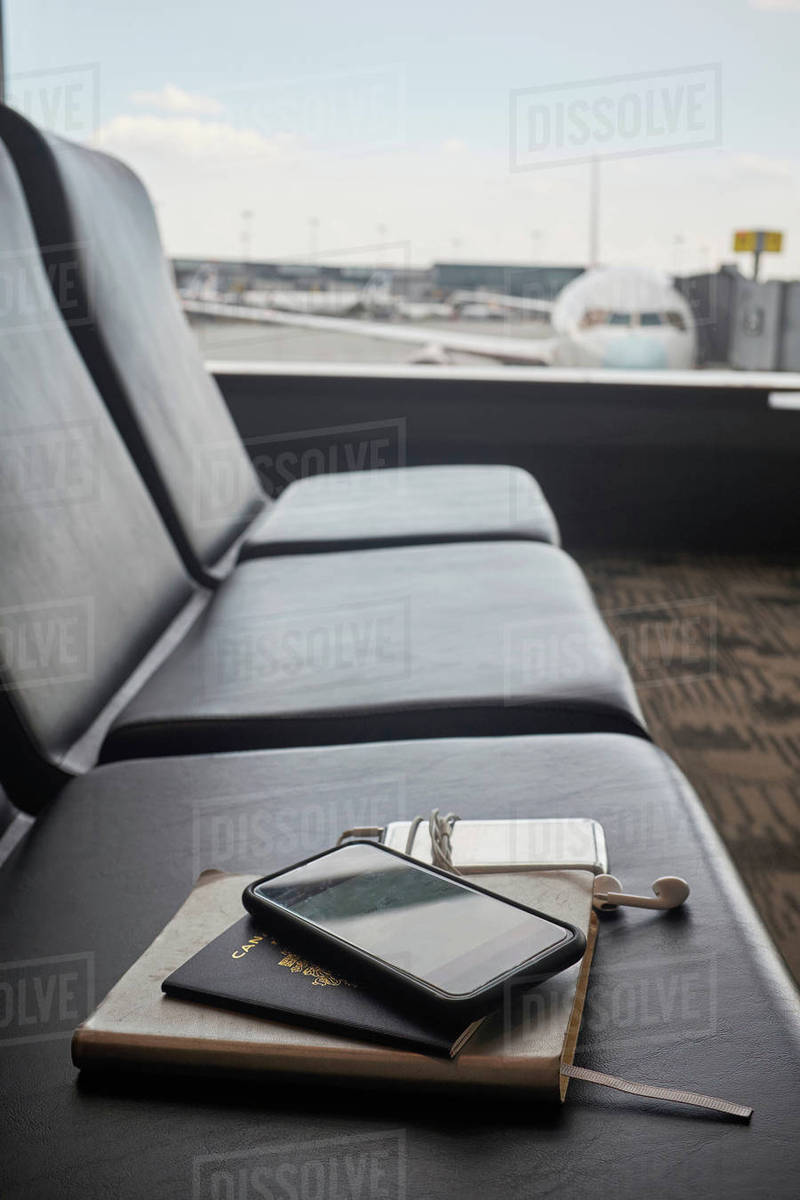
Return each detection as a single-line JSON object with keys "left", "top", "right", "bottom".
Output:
{"left": 0, "top": 139, "right": 195, "bottom": 806}
{"left": 0, "top": 105, "right": 267, "bottom": 580}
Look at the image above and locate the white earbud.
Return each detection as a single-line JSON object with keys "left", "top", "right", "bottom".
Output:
{"left": 593, "top": 874, "right": 690, "bottom": 912}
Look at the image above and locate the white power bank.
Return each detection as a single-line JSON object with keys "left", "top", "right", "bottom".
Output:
{"left": 381, "top": 817, "right": 608, "bottom": 876}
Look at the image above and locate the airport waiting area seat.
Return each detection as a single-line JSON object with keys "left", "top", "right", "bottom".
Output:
{"left": 0, "top": 104, "right": 559, "bottom": 586}
{"left": 1, "top": 109, "right": 798, "bottom": 1199}
{"left": 2, "top": 734, "right": 799, "bottom": 1198}
{"left": 100, "top": 539, "right": 644, "bottom": 762}
{"left": 0, "top": 133, "right": 643, "bottom": 810}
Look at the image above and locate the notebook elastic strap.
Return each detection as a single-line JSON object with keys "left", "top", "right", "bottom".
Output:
{"left": 560, "top": 1064, "right": 753, "bottom": 1121}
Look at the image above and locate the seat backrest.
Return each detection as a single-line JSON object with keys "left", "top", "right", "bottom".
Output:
{"left": 0, "top": 138, "right": 196, "bottom": 809}
{"left": 0, "top": 105, "right": 267, "bottom": 583}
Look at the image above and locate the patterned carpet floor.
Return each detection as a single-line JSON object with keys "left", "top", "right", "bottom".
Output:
{"left": 581, "top": 553, "right": 800, "bottom": 985}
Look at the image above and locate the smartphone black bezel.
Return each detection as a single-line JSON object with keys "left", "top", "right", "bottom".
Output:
{"left": 242, "top": 840, "right": 586, "bottom": 1024}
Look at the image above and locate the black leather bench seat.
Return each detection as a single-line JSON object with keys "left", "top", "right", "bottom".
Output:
{"left": 1, "top": 734, "right": 797, "bottom": 1198}
{"left": 0, "top": 135, "right": 632, "bottom": 807}
{"left": 101, "top": 541, "right": 645, "bottom": 761}
{"left": 240, "top": 463, "right": 559, "bottom": 556}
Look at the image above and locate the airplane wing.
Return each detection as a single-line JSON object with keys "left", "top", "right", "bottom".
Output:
{"left": 182, "top": 298, "right": 558, "bottom": 365}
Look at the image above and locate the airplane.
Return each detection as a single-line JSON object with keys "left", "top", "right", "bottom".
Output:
{"left": 545, "top": 266, "right": 697, "bottom": 368}
{"left": 182, "top": 264, "right": 697, "bottom": 369}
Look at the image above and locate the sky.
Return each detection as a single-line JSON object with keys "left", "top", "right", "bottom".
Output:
{"left": 4, "top": 0, "right": 800, "bottom": 275}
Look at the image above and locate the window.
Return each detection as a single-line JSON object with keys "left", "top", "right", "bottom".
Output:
{"left": 579, "top": 309, "right": 610, "bottom": 329}
{"left": 3, "top": 2, "right": 797, "bottom": 372}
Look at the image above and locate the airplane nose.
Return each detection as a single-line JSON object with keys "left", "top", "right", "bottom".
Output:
{"left": 602, "top": 336, "right": 669, "bottom": 368}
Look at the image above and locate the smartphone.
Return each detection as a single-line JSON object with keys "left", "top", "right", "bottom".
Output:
{"left": 243, "top": 841, "right": 586, "bottom": 1024}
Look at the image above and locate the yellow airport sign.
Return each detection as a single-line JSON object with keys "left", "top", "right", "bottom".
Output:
{"left": 733, "top": 230, "right": 783, "bottom": 253}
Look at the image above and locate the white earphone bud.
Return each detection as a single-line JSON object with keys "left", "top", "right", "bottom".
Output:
{"left": 592, "top": 874, "right": 690, "bottom": 912}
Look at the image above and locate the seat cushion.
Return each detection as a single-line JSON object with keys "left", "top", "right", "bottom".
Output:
{"left": 1, "top": 734, "right": 797, "bottom": 1198}
{"left": 241, "top": 465, "right": 560, "bottom": 556}
{"left": 101, "top": 542, "right": 645, "bottom": 760}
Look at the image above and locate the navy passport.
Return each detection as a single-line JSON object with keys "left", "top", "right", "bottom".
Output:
{"left": 162, "top": 916, "right": 474, "bottom": 1058}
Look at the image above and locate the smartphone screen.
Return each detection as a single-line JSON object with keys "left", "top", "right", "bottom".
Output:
{"left": 253, "top": 843, "right": 570, "bottom": 996}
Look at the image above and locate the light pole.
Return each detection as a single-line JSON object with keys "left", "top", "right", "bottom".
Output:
{"left": 239, "top": 210, "right": 253, "bottom": 295}
{"left": 673, "top": 234, "right": 685, "bottom": 277}
{"left": 241, "top": 210, "right": 253, "bottom": 259}
{"left": 588, "top": 156, "right": 600, "bottom": 267}
{"left": 309, "top": 216, "right": 320, "bottom": 261}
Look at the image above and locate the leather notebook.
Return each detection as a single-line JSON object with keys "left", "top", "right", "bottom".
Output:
{"left": 72, "top": 862, "right": 598, "bottom": 1100}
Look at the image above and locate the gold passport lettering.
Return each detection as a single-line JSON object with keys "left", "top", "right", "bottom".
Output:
{"left": 231, "top": 932, "right": 355, "bottom": 987}
{"left": 231, "top": 933, "right": 266, "bottom": 959}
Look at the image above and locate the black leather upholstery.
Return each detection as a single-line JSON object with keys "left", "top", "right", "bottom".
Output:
{"left": 102, "top": 542, "right": 646, "bottom": 760}
{"left": 0, "top": 105, "right": 560, "bottom": 577}
{"left": 241, "top": 464, "right": 560, "bottom": 556}
{"left": 1, "top": 734, "right": 797, "bottom": 1198}
{"left": 0, "top": 789, "right": 16, "bottom": 837}
{"left": 0, "top": 132, "right": 628, "bottom": 804}
{"left": 0, "top": 103, "right": 267, "bottom": 578}
{"left": 0, "top": 139, "right": 194, "bottom": 807}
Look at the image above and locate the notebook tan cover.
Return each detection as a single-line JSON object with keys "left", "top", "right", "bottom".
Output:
{"left": 73, "top": 865, "right": 598, "bottom": 1100}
